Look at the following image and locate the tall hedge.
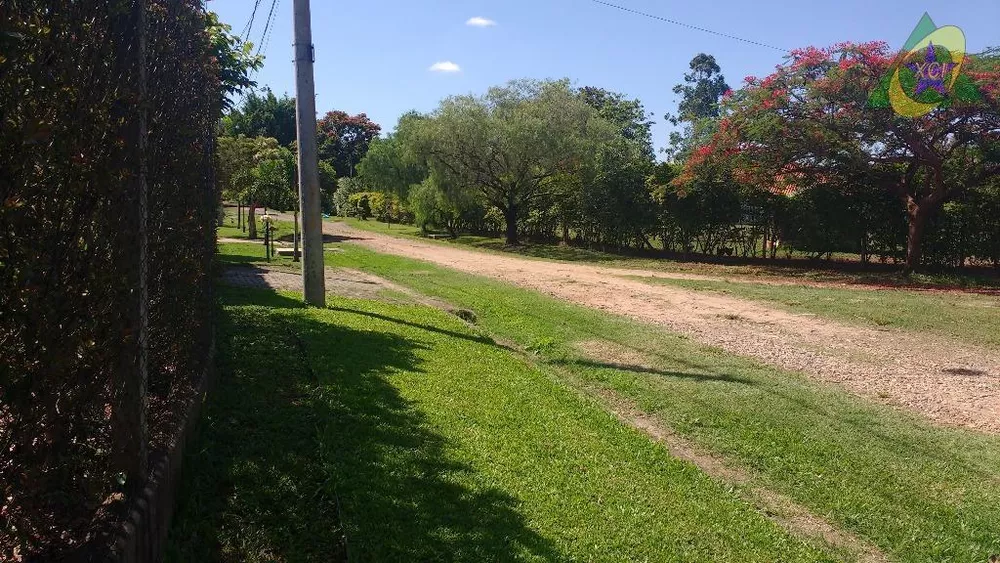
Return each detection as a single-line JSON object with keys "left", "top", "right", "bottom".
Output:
{"left": 0, "top": 0, "right": 220, "bottom": 558}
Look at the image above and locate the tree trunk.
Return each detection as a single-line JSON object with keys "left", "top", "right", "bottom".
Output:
{"left": 561, "top": 221, "right": 570, "bottom": 245}
{"left": 248, "top": 205, "right": 258, "bottom": 239}
{"left": 503, "top": 205, "right": 518, "bottom": 245}
{"left": 293, "top": 211, "right": 300, "bottom": 262}
{"left": 904, "top": 205, "right": 929, "bottom": 274}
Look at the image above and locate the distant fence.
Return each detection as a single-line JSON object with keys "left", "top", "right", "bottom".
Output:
{"left": 0, "top": 0, "right": 219, "bottom": 559}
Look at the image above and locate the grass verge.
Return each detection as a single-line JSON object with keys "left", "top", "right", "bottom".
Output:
{"left": 166, "top": 285, "right": 831, "bottom": 562}
{"left": 308, "top": 241, "right": 1000, "bottom": 562}
{"left": 628, "top": 276, "right": 1000, "bottom": 349}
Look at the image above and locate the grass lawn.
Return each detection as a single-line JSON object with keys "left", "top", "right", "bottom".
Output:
{"left": 216, "top": 241, "right": 298, "bottom": 271}
{"left": 338, "top": 217, "right": 1000, "bottom": 290}
{"left": 166, "top": 285, "right": 831, "bottom": 562}
{"left": 299, "top": 241, "right": 1000, "bottom": 562}
{"left": 218, "top": 209, "right": 296, "bottom": 242}
{"left": 628, "top": 276, "right": 1000, "bottom": 349}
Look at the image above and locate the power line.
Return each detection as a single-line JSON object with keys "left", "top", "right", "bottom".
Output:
{"left": 241, "top": 0, "right": 264, "bottom": 41}
{"left": 587, "top": 0, "right": 790, "bottom": 53}
{"left": 255, "top": 0, "right": 280, "bottom": 58}
{"left": 261, "top": 0, "right": 281, "bottom": 57}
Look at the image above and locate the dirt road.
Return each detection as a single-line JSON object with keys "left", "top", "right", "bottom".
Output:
{"left": 324, "top": 221, "right": 1000, "bottom": 433}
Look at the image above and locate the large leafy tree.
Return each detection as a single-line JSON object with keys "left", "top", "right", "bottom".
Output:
{"left": 316, "top": 111, "right": 382, "bottom": 178}
{"left": 678, "top": 42, "right": 1000, "bottom": 271}
{"left": 218, "top": 136, "right": 283, "bottom": 238}
{"left": 665, "top": 53, "right": 731, "bottom": 161}
{"left": 222, "top": 89, "right": 297, "bottom": 146}
{"left": 579, "top": 86, "right": 655, "bottom": 159}
{"left": 416, "top": 79, "right": 617, "bottom": 245}
{"left": 356, "top": 111, "right": 427, "bottom": 197}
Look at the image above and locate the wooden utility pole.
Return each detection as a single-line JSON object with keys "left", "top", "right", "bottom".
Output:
{"left": 293, "top": 0, "right": 326, "bottom": 306}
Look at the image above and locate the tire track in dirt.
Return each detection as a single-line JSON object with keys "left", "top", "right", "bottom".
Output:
{"left": 328, "top": 221, "right": 1000, "bottom": 434}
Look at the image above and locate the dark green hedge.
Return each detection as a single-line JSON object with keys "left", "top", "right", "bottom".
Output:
{"left": 0, "top": 0, "right": 220, "bottom": 558}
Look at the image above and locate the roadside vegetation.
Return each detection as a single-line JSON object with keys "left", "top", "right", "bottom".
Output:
{"left": 339, "top": 216, "right": 1000, "bottom": 290}
{"left": 281, "top": 241, "right": 1000, "bottom": 562}
{"left": 219, "top": 48, "right": 1000, "bottom": 278}
{"left": 166, "top": 285, "right": 833, "bottom": 561}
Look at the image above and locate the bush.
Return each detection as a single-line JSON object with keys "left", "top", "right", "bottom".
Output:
{"left": 348, "top": 191, "right": 410, "bottom": 223}
{"left": 333, "top": 177, "right": 365, "bottom": 216}
{"left": 1, "top": 1, "right": 220, "bottom": 558}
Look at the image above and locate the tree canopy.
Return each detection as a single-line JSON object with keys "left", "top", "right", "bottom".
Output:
{"left": 316, "top": 110, "right": 382, "bottom": 178}
{"left": 665, "top": 53, "right": 731, "bottom": 161}
{"left": 414, "top": 79, "right": 621, "bottom": 244}
{"left": 677, "top": 42, "right": 1000, "bottom": 270}
{"left": 222, "top": 89, "right": 297, "bottom": 146}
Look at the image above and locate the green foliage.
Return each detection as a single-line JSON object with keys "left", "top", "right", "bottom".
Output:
{"left": 574, "top": 141, "right": 657, "bottom": 248}
{"left": 1, "top": 0, "right": 220, "bottom": 557}
{"left": 217, "top": 135, "right": 282, "bottom": 202}
{"left": 578, "top": 86, "right": 655, "bottom": 159}
{"left": 316, "top": 110, "right": 381, "bottom": 178}
{"left": 333, "top": 177, "right": 366, "bottom": 217}
{"left": 318, "top": 160, "right": 338, "bottom": 214}
{"left": 222, "top": 89, "right": 297, "bottom": 146}
{"left": 356, "top": 112, "right": 427, "bottom": 199}
{"left": 414, "top": 79, "right": 619, "bottom": 244}
{"left": 665, "top": 53, "right": 730, "bottom": 161}
{"left": 347, "top": 191, "right": 410, "bottom": 223}
{"left": 205, "top": 12, "right": 262, "bottom": 111}
{"left": 248, "top": 146, "right": 298, "bottom": 212}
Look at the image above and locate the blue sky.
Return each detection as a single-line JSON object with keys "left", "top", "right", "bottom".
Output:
{"left": 208, "top": 0, "right": 999, "bottom": 153}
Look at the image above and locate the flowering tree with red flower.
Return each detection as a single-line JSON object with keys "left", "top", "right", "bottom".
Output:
{"left": 316, "top": 110, "right": 382, "bottom": 178}
{"left": 678, "top": 42, "right": 1000, "bottom": 272}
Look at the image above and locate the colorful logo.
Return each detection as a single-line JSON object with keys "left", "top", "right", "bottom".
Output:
{"left": 871, "top": 13, "right": 981, "bottom": 117}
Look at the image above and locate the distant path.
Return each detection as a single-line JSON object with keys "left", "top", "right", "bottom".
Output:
{"left": 326, "top": 220, "right": 1000, "bottom": 434}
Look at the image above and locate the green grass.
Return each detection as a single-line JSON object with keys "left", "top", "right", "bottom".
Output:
{"left": 628, "top": 276, "right": 1000, "bottom": 349}
{"left": 218, "top": 209, "right": 296, "bottom": 242}
{"left": 300, "top": 242, "right": 1000, "bottom": 562}
{"left": 338, "top": 217, "right": 1000, "bottom": 290}
{"left": 166, "top": 286, "right": 831, "bottom": 562}
{"left": 216, "top": 241, "right": 297, "bottom": 270}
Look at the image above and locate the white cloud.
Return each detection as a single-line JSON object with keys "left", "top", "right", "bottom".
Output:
{"left": 466, "top": 16, "right": 496, "bottom": 27}
{"left": 429, "top": 61, "right": 461, "bottom": 73}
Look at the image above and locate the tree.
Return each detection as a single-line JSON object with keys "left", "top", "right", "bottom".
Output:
{"left": 316, "top": 111, "right": 382, "bottom": 178}
{"left": 579, "top": 86, "right": 656, "bottom": 159}
{"left": 356, "top": 111, "right": 428, "bottom": 198}
{"left": 416, "top": 79, "right": 617, "bottom": 245}
{"left": 205, "top": 12, "right": 263, "bottom": 111}
{"left": 222, "top": 89, "right": 297, "bottom": 146}
{"left": 576, "top": 140, "right": 657, "bottom": 249}
{"left": 333, "top": 177, "right": 366, "bottom": 217}
{"left": 217, "top": 135, "right": 283, "bottom": 238}
{"left": 679, "top": 42, "right": 1000, "bottom": 271}
{"left": 665, "top": 53, "right": 731, "bottom": 161}
{"left": 242, "top": 145, "right": 300, "bottom": 257}
{"left": 318, "top": 160, "right": 338, "bottom": 214}
{"left": 574, "top": 88, "right": 657, "bottom": 248}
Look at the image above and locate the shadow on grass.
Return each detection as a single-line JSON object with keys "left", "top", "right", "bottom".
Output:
{"left": 167, "top": 288, "right": 558, "bottom": 562}
{"left": 328, "top": 306, "right": 498, "bottom": 347}
{"left": 216, "top": 253, "right": 267, "bottom": 266}
{"left": 551, "top": 357, "right": 756, "bottom": 385}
